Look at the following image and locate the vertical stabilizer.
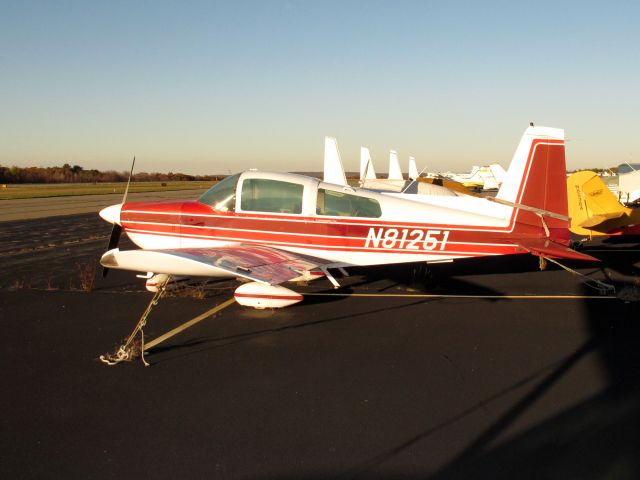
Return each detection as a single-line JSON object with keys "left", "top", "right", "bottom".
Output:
{"left": 489, "top": 164, "right": 506, "bottom": 187}
{"left": 497, "top": 126, "right": 565, "bottom": 208}
{"left": 388, "top": 150, "right": 403, "bottom": 180}
{"left": 324, "top": 137, "right": 348, "bottom": 186}
{"left": 497, "top": 125, "right": 569, "bottom": 236}
{"left": 360, "top": 147, "right": 377, "bottom": 181}
{"left": 408, "top": 156, "right": 419, "bottom": 181}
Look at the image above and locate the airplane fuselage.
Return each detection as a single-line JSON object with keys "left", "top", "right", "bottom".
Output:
{"left": 117, "top": 170, "right": 560, "bottom": 268}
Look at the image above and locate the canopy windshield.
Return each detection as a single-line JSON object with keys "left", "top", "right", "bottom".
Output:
{"left": 198, "top": 174, "right": 240, "bottom": 212}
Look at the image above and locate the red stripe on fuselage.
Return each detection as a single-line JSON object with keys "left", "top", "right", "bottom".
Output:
{"left": 119, "top": 138, "right": 565, "bottom": 257}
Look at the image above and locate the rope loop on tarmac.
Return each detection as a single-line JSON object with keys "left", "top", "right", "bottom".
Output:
{"left": 99, "top": 345, "right": 131, "bottom": 366}
{"left": 99, "top": 277, "right": 170, "bottom": 367}
{"left": 99, "top": 336, "right": 150, "bottom": 366}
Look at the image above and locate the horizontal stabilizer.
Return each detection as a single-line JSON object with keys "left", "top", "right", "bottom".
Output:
{"left": 578, "top": 212, "right": 627, "bottom": 228}
{"left": 508, "top": 237, "right": 599, "bottom": 262}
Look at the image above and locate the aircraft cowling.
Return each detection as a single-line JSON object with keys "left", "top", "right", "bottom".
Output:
{"left": 234, "top": 282, "right": 303, "bottom": 309}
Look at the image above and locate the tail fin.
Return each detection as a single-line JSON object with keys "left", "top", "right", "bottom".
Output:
{"left": 323, "top": 137, "right": 348, "bottom": 186}
{"left": 387, "top": 150, "right": 403, "bottom": 180}
{"left": 360, "top": 147, "right": 377, "bottom": 181}
{"left": 489, "top": 164, "right": 507, "bottom": 187}
{"left": 496, "top": 125, "right": 569, "bottom": 237}
{"left": 408, "top": 156, "right": 419, "bottom": 181}
{"left": 567, "top": 170, "right": 640, "bottom": 235}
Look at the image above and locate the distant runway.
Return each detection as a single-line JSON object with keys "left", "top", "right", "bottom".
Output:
{"left": 0, "top": 188, "right": 207, "bottom": 222}
{"left": 1, "top": 212, "right": 639, "bottom": 479}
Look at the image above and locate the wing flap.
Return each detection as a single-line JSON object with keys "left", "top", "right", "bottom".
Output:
{"left": 100, "top": 244, "right": 328, "bottom": 285}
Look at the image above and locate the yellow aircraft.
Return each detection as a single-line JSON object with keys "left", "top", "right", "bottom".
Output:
{"left": 415, "top": 176, "right": 476, "bottom": 195}
{"left": 567, "top": 170, "right": 640, "bottom": 237}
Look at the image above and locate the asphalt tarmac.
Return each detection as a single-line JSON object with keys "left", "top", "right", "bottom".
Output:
{"left": 1, "top": 211, "right": 640, "bottom": 479}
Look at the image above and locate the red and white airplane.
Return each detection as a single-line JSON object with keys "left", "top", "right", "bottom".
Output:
{"left": 99, "top": 125, "right": 596, "bottom": 308}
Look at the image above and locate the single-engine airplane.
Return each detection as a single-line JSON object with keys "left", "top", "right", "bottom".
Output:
{"left": 442, "top": 164, "right": 507, "bottom": 191}
{"left": 99, "top": 125, "right": 597, "bottom": 309}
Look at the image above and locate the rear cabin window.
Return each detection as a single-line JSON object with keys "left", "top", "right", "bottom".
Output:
{"left": 241, "top": 179, "right": 304, "bottom": 214}
{"left": 198, "top": 173, "right": 240, "bottom": 212}
{"left": 316, "top": 189, "right": 382, "bottom": 218}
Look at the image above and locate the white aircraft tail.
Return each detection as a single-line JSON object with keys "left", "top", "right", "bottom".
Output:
{"left": 496, "top": 125, "right": 569, "bottom": 237}
{"left": 360, "top": 147, "right": 377, "bottom": 181}
{"left": 496, "top": 125, "right": 565, "bottom": 206}
{"left": 324, "top": 137, "right": 348, "bottom": 186}
{"left": 489, "top": 164, "right": 507, "bottom": 185}
{"left": 408, "top": 156, "right": 419, "bottom": 181}
{"left": 388, "top": 150, "right": 403, "bottom": 180}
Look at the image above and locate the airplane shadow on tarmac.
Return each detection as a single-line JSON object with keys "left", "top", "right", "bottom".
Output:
{"left": 344, "top": 251, "right": 640, "bottom": 479}
{"left": 146, "top": 297, "right": 438, "bottom": 364}
{"left": 145, "top": 267, "right": 509, "bottom": 364}
{"left": 328, "top": 255, "right": 542, "bottom": 297}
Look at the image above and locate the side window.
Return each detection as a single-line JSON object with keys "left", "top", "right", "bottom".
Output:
{"left": 316, "top": 189, "right": 381, "bottom": 218}
{"left": 241, "top": 179, "right": 303, "bottom": 214}
{"left": 197, "top": 173, "right": 239, "bottom": 212}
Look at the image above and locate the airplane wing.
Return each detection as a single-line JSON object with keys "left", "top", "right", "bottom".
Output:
{"left": 507, "top": 237, "right": 599, "bottom": 262}
{"left": 100, "top": 244, "right": 329, "bottom": 285}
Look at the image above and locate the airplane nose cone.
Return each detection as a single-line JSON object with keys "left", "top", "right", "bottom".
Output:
{"left": 99, "top": 203, "right": 122, "bottom": 225}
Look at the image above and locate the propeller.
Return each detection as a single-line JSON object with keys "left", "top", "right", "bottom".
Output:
{"left": 102, "top": 156, "right": 136, "bottom": 278}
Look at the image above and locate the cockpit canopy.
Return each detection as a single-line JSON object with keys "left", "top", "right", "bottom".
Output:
{"left": 198, "top": 173, "right": 240, "bottom": 212}
{"left": 198, "top": 171, "right": 382, "bottom": 218}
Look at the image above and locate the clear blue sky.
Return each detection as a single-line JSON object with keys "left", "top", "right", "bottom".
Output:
{"left": 1, "top": 0, "right": 638, "bottom": 174}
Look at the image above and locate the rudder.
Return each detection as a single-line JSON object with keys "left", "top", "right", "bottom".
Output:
{"left": 496, "top": 126, "right": 569, "bottom": 238}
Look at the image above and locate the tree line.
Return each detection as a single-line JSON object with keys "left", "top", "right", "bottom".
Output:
{"left": 0, "top": 164, "right": 223, "bottom": 184}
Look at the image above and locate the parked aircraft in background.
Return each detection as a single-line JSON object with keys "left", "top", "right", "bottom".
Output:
{"left": 441, "top": 164, "right": 507, "bottom": 191}
{"left": 408, "top": 156, "right": 419, "bottom": 181}
{"left": 567, "top": 170, "right": 640, "bottom": 237}
{"left": 617, "top": 163, "right": 640, "bottom": 204}
{"left": 414, "top": 175, "right": 475, "bottom": 196}
{"left": 99, "top": 125, "right": 595, "bottom": 310}
{"left": 353, "top": 145, "right": 456, "bottom": 195}
{"left": 349, "top": 142, "right": 501, "bottom": 195}
{"left": 359, "top": 146, "right": 376, "bottom": 182}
